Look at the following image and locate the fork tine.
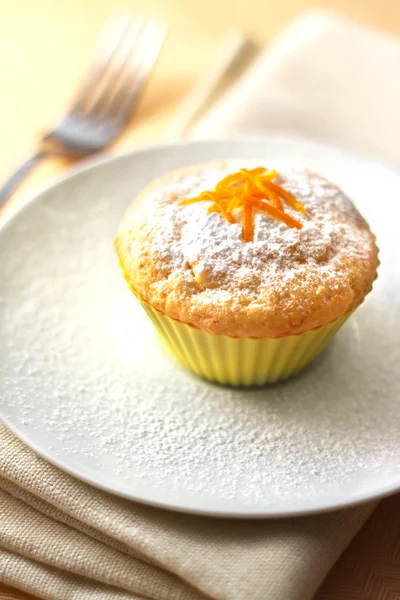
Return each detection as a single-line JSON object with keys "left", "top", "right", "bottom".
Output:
{"left": 69, "top": 12, "right": 132, "bottom": 115}
{"left": 102, "top": 21, "right": 168, "bottom": 123}
{"left": 86, "top": 17, "right": 147, "bottom": 118}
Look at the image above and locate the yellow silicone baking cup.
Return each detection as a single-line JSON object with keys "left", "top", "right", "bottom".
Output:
{"left": 135, "top": 293, "right": 351, "bottom": 386}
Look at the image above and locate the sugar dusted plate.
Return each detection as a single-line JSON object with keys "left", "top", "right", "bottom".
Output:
{"left": 0, "top": 137, "right": 399, "bottom": 517}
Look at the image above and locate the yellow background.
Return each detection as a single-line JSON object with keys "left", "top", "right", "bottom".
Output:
{"left": 1, "top": 0, "right": 400, "bottom": 208}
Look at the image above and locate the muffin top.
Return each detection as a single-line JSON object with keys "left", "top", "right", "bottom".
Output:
{"left": 115, "top": 161, "right": 378, "bottom": 338}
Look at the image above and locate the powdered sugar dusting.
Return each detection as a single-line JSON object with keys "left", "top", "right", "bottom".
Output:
{"left": 1, "top": 235, "right": 399, "bottom": 512}
{"left": 127, "top": 164, "right": 374, "bottom": 323}
{"left": 140, "top": 165, "right": 364, "bottom": 287}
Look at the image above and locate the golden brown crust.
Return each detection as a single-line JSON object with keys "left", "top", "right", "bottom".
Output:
{"left": 115, "top": 162, "right": 379, "bottom": 338}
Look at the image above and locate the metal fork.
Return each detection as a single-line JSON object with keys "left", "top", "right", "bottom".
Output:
{"left": 0, "top": 14, "right": 167, "bottom": 207}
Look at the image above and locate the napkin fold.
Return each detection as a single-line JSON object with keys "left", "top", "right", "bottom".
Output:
{"left": 1, "top": 9, "right": 397, "bottom": 600}
{"left": 0, "top": 423, "right": 374, "bottom": 600}
{"left": 193, "top": 10, "right": 400, "bottom": 166}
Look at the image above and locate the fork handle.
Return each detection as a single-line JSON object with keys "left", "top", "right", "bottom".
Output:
{"left": 0, "top": 151, "right": 47, "bottom": 208}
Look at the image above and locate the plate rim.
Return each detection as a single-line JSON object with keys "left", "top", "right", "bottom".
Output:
{"left": 3, "top": 412, "right": 400, "bottom": 519}
{"left": 1, "top": 134, "right": 399, "bottom": 518}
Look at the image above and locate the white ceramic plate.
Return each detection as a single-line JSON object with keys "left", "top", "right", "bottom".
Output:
{"left": 1, "top": 136, "right": 399, "bottom": 518}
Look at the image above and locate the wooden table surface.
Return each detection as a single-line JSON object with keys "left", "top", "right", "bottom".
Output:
{"left": 1, "top": 0, "right": 400, "bottom": 598}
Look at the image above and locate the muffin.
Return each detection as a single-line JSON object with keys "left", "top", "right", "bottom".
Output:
{"left": 115, "top": 161, "right": 378, "bottom": 385}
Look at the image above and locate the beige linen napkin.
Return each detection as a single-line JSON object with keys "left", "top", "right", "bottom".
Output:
{"left": 1, "top": 9, "right": 395, "bottom": 600}
{"left": 192, "top": 10, "right": 400, "bottom": 167}
{"left": 0, "top": 423, "right": 374, "bottom": 600}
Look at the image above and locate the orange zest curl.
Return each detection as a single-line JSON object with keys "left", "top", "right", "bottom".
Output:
{"left": 179, "top": 167, "right": 305, "bottom": 242}
{"left": 243, "top": 203, "right": 253, "bottom": 243}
